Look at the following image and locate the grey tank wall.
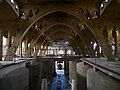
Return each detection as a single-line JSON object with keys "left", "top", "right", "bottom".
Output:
{"left": 69, "top": 61, "right": 77, "bottom": 82}
{"left": 87, "top": 68, "right": 120, "bottom": 90}
{"left": 0, "top": 67, "right": 29, "bottom": 90}
{"left": 76, "top": 62, "right": 91, "bottom": 90}
{"left": 26, "top": 62, "right": 42, "bottom": 90}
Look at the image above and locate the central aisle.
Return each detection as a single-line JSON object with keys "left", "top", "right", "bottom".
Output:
{"left": 50, "top": 74, "right": 70, "bottom": 90}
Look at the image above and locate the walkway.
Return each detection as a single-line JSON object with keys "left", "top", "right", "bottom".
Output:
{"left": 50, "top": 74, "right": 70, "bottom": 90}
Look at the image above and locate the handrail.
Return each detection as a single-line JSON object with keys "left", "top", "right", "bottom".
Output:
{"left": 81, "top": 58, "right": 120, "bottom": 80}
{"left": 0, "top": 58, "right": 34, "bottom": 69}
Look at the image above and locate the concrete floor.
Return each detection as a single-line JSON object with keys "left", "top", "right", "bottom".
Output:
{"left": 50, "top": 74, "right": 70, "bottom": 90}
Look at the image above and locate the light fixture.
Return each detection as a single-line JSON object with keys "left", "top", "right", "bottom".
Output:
{"left": 87, "top": 17, "right": 90, "bottom": 20}
{"left": 11, "top": 0, "right": 14, "bottom": 4}
{"left": 15, "top": 5, "right": 18, "bottom": 9}
{"left": 93, "top": 42, "right": 97, "bottom": 50}
{"left": 101, "top": 3, "right": 104, "bottom": 8}
{"left": 91, "top": 41, "right": 93, "bottom": 44}
{"left": 105, "top": 0, "right": 109, "bottom": 3}
{"left": 41, "top": 45, "right": 43, "bottom": 49}
{"left": 22, "top": 12, "right": 25, "bottom": 16}
{"left": 21, "top": 12, "right": 26, "bottom": 19}
{"left": 35, "top": 25, "right": 37, "bottom": 28}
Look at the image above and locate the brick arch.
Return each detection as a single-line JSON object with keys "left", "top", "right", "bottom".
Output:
{"left": 40, "top": 32, "right": 80, "bottom": 54}
{"left": 20, "top": 10, "right": 98, "bottom": 44}
{"left": 37, "top": 26, "right": 86, "bottom": 55}
{"left": 22, "top": 10, "right": 114, "bottom": 60}
{"left": 5, "top": 8, "right": 115, "bottom": 60}
{"left": 27, "top": 24, "right": 86, "bottom": 56}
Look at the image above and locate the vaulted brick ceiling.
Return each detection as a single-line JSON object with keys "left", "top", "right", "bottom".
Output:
{"left": 0, "top": 0, "right": 120, "bottom": 46}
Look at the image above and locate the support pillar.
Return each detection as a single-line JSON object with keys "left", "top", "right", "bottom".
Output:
{"left": 35, "top": 45, "right": 38, "bottom": 58}
{"left": 64, "top": 61, "right": 69, "bottom": 76}
{"left": 69, "top": 61, "right": 77, "bottom": 83}
{"left": 5, "top": 31, "right": 11, "bottom": 59}
{"left": 33, "top": 44, "right": 39, "bottom": 58}
{"left": 72, "top": 79, "right": 77, "bottom": 90}
{"left": 87, "top": 45, "right": 95, "bottom": 57}
{"left": 0, "top": 30, "right": 2, "bottom": 61}
{"left": 41, "top": 78, "right": 47, "bottom": 90}
{"left": 28, "top": 47, "right": 31, "bottom": 57}
{"left": 7, "top": 30, "right": 11, "bottom": 49}
{"left": 117, "top": 30, "right": 120, "bottom": 60}
{"left": 21, "top": 42, "right": 22, "bottom": 57}
{"left": 51, "top": 61, "right": 56, "bottom": 77}
{"left": 19, "top": 46, "right": 21, "bottom": 56}
{"left": 41, "top": 61, "right": 50, "bottom": 79}
{"left": 24, "top": 38, "right": 28, "bottom": 57}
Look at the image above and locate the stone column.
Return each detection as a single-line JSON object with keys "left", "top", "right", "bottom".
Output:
{"left": 41, "top": 78, "right": 47, "bottom": 90}
{"left": 117, "top": 30, "right": 120, "bottom": 60}
{"left": 5, "top": 31, "right": 11, "bottom": 59}
{"left": 101, "top": 44, "right": 115, "bottom": 60}
{"left": 69, "top": 61, "right": 77, "bottom": 81}
{"left": 28, "top": 47, "right": 31, "bottom": 57}
{"left": 7, "top": 30, "right": 11, "bottom": 49}
{"left": 95, "top": 27, "right": 115, "bottom": 61}
{"left": 42, "top": 46, "right": 46, "bottom": 55}
{"left": 28, "top": 47, "right": 33, "bottom": 57}
{"left": 87, "top": 45, "right": 95, "bottom": 57}
{"left": 35, "top": 45, "right": 38, "bottom": 58}
{"left": 52, "top": 49, "right": 54, "bottom": 55}
{"left": 24, "top": 38, "right": 28, "bottom": 57}
{"left": 19, "top": 46, "right": 21, "bottom": 56}
{"left": 39, "top": 45, "right": 43, "bottom": 56}
{"left": 21, "top": 42, "right": 22, "bottom": 57}
{"left": 72, "top": 79, "right": 77, "bottom": 90}
{"left": 64, "top": 61, "right": 69, "bottom": 76}
{"left": 33, "top": 44, "right": 39, "bottom": 58}
{"left": 33, "top": 46, "right": 36, "bottom": 58}
{"left": 0, "top": 30, "right": 2, "bottom": 61}
{"left": 41, "top": 61, "right": 50, "bottom": 79}
{"left": 51, "top": 61, "right": 55, "bottom": 75}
